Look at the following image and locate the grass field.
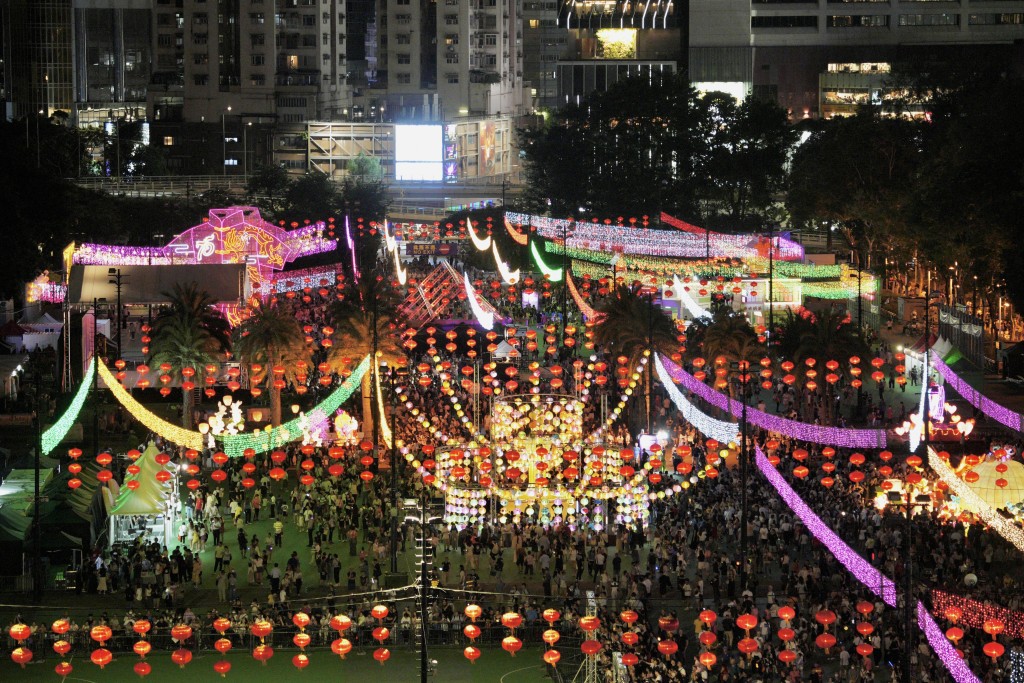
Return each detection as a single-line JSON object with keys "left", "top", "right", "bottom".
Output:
{"left": 0, "top": 646, "right": 557, "bottom": 683}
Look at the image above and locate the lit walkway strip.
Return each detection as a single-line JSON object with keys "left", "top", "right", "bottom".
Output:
{"left": 654, "top": 355, "right": 737, "bottom": 444}
{"left": 42, "top": 356, "right": 96, "bottom": 455}
{"left": 464, "top": 272, "right": 495, "bottom": 330}
{"left": 927, "top": 446, "right": 1024, "bottom": 554}
{"left": 932, "top": 354, "right": 1023, "bottom": 433}
{"left": 97, "top": 359, "right": 205, "bottom": 450}
{"left": 221, "top": 355, "right": 369, "bottom": 457}
{"left": 659, "top": 355, "right": 888, "bottom": 448}
{"left": 531, "top": 241, "right": 563, "bottom": 282}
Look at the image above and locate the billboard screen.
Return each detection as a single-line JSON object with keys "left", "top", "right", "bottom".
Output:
{"left": 395, "top": 125, "right": 443, "bottom": 181}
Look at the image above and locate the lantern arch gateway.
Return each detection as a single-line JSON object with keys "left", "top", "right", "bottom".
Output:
{"left": 70, "top": 207, "right": 336, "bottom": 299}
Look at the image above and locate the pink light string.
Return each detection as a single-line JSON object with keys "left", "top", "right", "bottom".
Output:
{"left": 659, "top": 355, "right": 888, "bottom": 448}
{"left": 931, "top": 353, "right": 1023, "bottom": 433}
{"left": 755, "top": 446, "right": 981, "bottom": 683}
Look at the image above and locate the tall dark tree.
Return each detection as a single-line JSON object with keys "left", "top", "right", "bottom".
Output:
{"left": 787, "top": 112, "right": 920, "bottom": 268}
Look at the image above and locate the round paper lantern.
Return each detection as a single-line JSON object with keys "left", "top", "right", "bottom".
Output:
{"left": 330, "top": 615, "right": 353, "bottom": 632}
{"left": 53, "top": 640, "right": 71, "bottom": 655}
{"left": 502, "top": 636, "right": 523, "bottom": 656}
{"left": 736, "top": 614, "right": 758, "bottom": 631}
{"left": 856, "top": 643, "right": 874, "bottom": 657}
{"left": 620, "top": 610, "right": 639, "bottom": 625}
{"left": 9, "top": 623, "right": 30, "bottom": 642}
{"left": 945, "top": 627, "right": 964, "bottom": 642}
{"left": 542, "top": 650, "right": 561, "bottom": 666}
{"left": 55, "top": 661, "right": 73, "bottom": 678}
{"left": 373, "top": 648, "right": 390, "bottom": 665}
{"left": 777, "top": 628, "right": 796, "bottom": 642}
{"left": 91, "top": 625, "right": 113, "bottom": 643}
{"left": 171, "top": 648, "right": 193, "bottom": 668}
{"left": 371, "top": 604, "right": 389, "bottom": 620}
{"left": 10, "top": 647, "right": 32, "bottom": 667}
{"left": 778, "top": 649, "right": 797, "bottom": 664}
{"left": 983, "top": 641, "right": 1005, "bottom": 660}
{"left": 699, "top": 631, "right": 717, "bottom": 647}
{"left": 777, "top": 606, "right": 796, "bottom": 622}
{"left": 657, "top": 639, "right": 678, "bottom": 656}
{"left": 501, "top": 612, "right": 523, "bottom": 630}
{"left": 983, "top": 618, "right": 1005, "bottom": 637}
{"left": 372, "top": 626, "right": 390, "bottom": 643}
{"left": 90, "top": 648, "right": 113, "bottom": 668}
{"left": 133, "top": 640, "right": 152, "bottom": 657}
{"left": 252, "top": 645, "right": 274, "bottom": 664}
{"left": 815, "top": 610, "right": 837, "bottom": 627}
{"left": 578, "top": 615, "right": 600, "bottom": 632}
{"left": 293, "top": 632, "right": 311, "bottom": 649}
{"left": 464, "top": 646, "right": 481, "bottom": 663}
{"left": 213, "top": 660, "right": 232, "bottom": 676}
{"left": 580, "top": 640, "right": 601, "bottom": 656}
{"left": 542, "top": 608, "right": 560, "bottom": 624}
{"left": 292, "top": 654, "right": 309, "bottom": 670}
{"left": 621, "top": 653, "right": 639, "bottom": 666}
{"left": 332, "top": 638, "right": 353, "bottom": 658}
{"left": 621, "top": 632, "right": 639, "bottom": 646}
{"left": 698, "top": 651, "right": 717, "bottom": 668}
{"left": 738, "top": 637, "right": 759, "bottom": 655}
{"left": 133, "top": 661, "right": 151, "bottom": 677}
{"left": 214, "top": 638, "right": 232, "bottom": 654}
{"left": 815, "top": 633, "right": 837, "bottom": 650}
{"left": 171, "top": 624, "right": 193, "bottom": 642}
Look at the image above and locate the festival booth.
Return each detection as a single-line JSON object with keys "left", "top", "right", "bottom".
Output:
{"left": 106, "top": 445, "right": 177, "bottom": 550}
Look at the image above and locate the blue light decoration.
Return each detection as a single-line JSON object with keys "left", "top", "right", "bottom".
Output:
{"left": 41, "top": 356, "right": 96, "bottom": 455}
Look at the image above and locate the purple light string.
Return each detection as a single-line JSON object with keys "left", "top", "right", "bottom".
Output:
{"left": 756, "top": 445, "right": 982, "bottom": 683}
{"left": 917, "top": 602, "right": 982, "bottom": 683}
{"left": 345, "top": 216, "right": 359, "bottom": 282}
{"left": 932, "top": 355, "right": 1023, "bottom": 432}
{"left": 754, "top": 446, "right": 898, "bottom": 606}
{"left": 659, "top": 356, "right": 888, "bottom": 448}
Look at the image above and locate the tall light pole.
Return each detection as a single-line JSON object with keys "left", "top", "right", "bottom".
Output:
{"left": 244, "top": 121, "right": 252, "bottom": 177}
{"left": 107, "top": 268, "right": 126, "bottom": 359}
{"left": 222, "top": 105, "right": 232, "bottom": 175}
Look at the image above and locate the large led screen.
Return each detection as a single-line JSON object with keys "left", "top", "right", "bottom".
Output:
{"left": 395, "top": 125, "right": 443, "bottom": 181}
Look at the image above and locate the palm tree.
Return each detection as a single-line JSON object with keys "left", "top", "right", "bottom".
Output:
{"left": 148, "top": 282, "right": 230, "bottom": 428}
{"left": 700, "top": 310, "right": 763, "bottom": 400}
{"left": 593, "top": 285, "right": 682, "bottom": 431}
{"left": 792, "top": 308, "right": 868, "bottom": 367}
{"left": 327, "top": 275, "right": 405, "bottom": 438}
{"left": 231, "top": 300, "right": 311, "bottom": 426}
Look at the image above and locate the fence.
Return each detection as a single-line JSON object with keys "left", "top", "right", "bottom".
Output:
{"left": 937, "top": 304, "right": 985, "bottom": 368}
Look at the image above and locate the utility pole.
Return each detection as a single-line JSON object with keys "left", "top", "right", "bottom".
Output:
{"left": 107, "top": 268, "right": 126, "bottom": 359}
{"left": 32, "top": 370, "right": 43, "bottom": 603}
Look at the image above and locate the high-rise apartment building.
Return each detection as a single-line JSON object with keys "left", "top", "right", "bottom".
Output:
{"left": 371, "top": 0, "right": 528, "bottom": 119}
{"left": 1, "top": 0, "right": 75, "bottom": 119}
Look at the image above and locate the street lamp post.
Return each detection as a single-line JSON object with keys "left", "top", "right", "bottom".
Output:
{"left": 108, "top": 268, "right": 126, "bottom": 359}
{"left": 244, "top": 121, "right": 253, "bottom": 177}
{"left": 729, "top": 359, "right": 752, "bottom": 592}
{"left": 32, "top": 369, "right": 43, "bottom": 603}
{"left": 222, "top": 106, "right": 232, "bottom": 175}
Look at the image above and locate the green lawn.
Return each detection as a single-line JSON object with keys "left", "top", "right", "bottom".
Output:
{"left": 0, "top": 646, "right": 555, "bottom": 683}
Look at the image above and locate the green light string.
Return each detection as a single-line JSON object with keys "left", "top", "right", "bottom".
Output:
{"left": 531, "top": 241, "right": 563, "bottom": 282}
{"left": 220, "top": 355, "right": 369, "bottom": 457}
{"left": 41, "top": 356, "right": 96, "bottom": 455}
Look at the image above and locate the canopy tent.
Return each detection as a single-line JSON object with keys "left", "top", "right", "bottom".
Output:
{"left": 67, "top": 264, "right": 246, "bottom": 305}
{"left": 0, "top": 469, "right": 87, "bottom": 574}
{"left": 108, "top": 443, "right": 177, "bottom": 548}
